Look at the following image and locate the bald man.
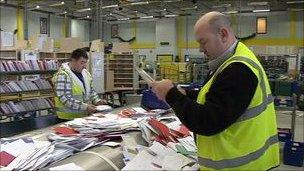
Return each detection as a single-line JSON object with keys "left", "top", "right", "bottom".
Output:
{"left": 152, "top": 11, "right": 279, "bottom": 170}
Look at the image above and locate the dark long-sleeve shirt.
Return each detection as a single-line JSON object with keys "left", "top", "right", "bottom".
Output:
{"left": 165, "top": 62, "right": 258, "bottom": 136}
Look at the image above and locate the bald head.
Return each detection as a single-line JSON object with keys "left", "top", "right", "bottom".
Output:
{"left": 195, "top": 11, "right": 233, "bottom": 34}
{"left": 194, "top": 11, "right": 237, "bottom": 60}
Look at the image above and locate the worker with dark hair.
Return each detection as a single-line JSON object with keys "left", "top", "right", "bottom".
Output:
{"left": 52, "top": 48, "right": 106, "bottom": 120}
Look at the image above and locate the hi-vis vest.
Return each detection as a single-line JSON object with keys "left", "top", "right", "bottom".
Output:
{"left": 196, "top": 42, "right": 279, "bottom": 170}
{"left": 53, "top": 64, "right": 92, "bottom": 120}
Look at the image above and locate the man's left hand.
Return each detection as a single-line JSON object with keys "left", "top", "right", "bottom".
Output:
{"left": 95, "top": 100, "right": 108, "bottom": 105}
{"left": 151, "top": 79, "right": 174, "bottom": 101}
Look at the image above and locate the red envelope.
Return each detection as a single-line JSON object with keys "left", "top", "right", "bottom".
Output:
{"left": 53, "top": 126, "right": 78, "bottom": 135}
{"left": 0, "top": 151, "right": 16, "bottom": 167}
{"left": 178, "top": 125, "right": 191, "bottom": 137}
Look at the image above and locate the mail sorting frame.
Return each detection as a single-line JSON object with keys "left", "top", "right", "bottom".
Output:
{"left": 8, "top": 103, "right": 149, "bottom": 170}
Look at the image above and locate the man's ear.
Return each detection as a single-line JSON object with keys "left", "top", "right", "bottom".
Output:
{"left": 219, "top": 27, "right": 229, "bottom": 43}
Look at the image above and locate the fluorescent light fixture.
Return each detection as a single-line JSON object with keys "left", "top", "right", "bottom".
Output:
{"left": 163, "top": 8, "right": 167, "bottom": 11}
{"left": 76, "top": 7, "right": 91, "bottom": 12}
{"left": 286, "top": 1, "right": 304, "bottom": 4}
{"left": 63, "top": 11, "right": 67, "bottom": 14}
{"left": 36, "top": 5, "right": 40, "bottom": 9}
{"left": 165, "top": 14, "right": 177, "bottom": 17}
{"left": 102, "top": 4, "right": 118, "bottom": 9}
{"left": 118, "top": 18, "right": 129, "bottom": 21}
{"left": 0, "top": 0, "right": 5, "bottom": 2}
{"left": 86, "top": 15, "right": 90, "bottom": 18}
{"left": 49, "top": 1, "right": 65, "bottom": 7}
{"left": 109, "top": 13, "right": 113, "bottom": 15}
{"left": 140, "top": 16, "right": 154, "bottom": 19}
{"left": 131, "top": 1, "right": 149, "bottom": 5}
{"left": 248, "top": 1, "right": 268, "bottom": 6}
{"left": 253, "top": 9, "right": 270, "bottom": 12}
{"left": 223, "top": 10, "right": 239, "bottom": 14}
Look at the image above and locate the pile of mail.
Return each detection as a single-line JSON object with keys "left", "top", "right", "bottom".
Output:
{"left": 0, "top": 79, "right": 52, "bottom": 93}
{"left": 0, "top": 137, "right": 73, "bottom": 170}
{"left": 0, "top": 99, "right": 53, "bottom": 115}
{"left": 137, "top": 116, "right": 197, "bottom": 156}
{"left": 118, "top": 107, "right": 169, "bottom": 118}
{"left": 45, "top": 114, "right": 140, "bottom": 152}
{"left": 0, "top": 60, "right": 58, "bottom": 72}
{"left": 122, "top": 141, "right": 198, "bottom": 170}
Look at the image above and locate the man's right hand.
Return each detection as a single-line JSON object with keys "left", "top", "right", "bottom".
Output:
{"left": 86, "top": 104, "right": 97, "bottom": 114}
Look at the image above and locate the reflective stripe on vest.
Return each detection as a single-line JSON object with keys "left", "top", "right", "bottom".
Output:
{"left": 198, "top": 134, "right": 278, "bottom": 169}
{"left": 211, "top": 56, "right": 274, "bottom": 123}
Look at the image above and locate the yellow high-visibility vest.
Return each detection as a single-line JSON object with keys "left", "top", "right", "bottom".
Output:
{"left": 196, "top": 42, "right": 279, "bottom": 170}
{"left": 53, "top": 65, "right": 92, "bottom": 120}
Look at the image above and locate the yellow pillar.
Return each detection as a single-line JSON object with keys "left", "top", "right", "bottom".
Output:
{"left": 130, "top": 20, "right": 137, "bottom": 49}
{"left": 290, "top": 11, "right": 296, "bottom": 39}
{"left": 16, "top": 8, "right": 24, "bottom": 40}
{"left": 176, "top": 17, "right": 184, "bottom": 62}
{"left": 62, "top": 16, "right": 67, "bottom": 38}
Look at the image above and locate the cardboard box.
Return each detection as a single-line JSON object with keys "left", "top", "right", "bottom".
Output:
{"left": 41, "top": 38, "right": 54, "bottom": 52}
{"left": 15, "top": 40, "right": 28, "bottom": 50}
{"left": 81, "top": 41, "right": 90, "bottom": 48}
{"left": 90, "top": 39, "right": 104, "bottom": 52}
{"left": 106, "top": 70, "right": 114, "bottom": 91}
{"left": 112, "top": 42, "right": 131, "bottom": 54}
{"left": 60, "top": 37, "right": 81, "bottom": 53}
{"left": 29, "top": 34, "right": 47, "bottom": 51}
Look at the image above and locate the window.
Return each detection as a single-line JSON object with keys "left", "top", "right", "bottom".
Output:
{"left": 256, "top": 17, "right": 267, "bottom": 34}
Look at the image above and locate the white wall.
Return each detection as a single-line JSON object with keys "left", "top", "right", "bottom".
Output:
{"left": 50, "top": 15, "right": 64, "bottom": 39}
{"left": 0, "top": 6, "right": 90, "bottom": 41}
{"left": 296, "top": 11, "right": 303, "bottom": 38}
{"left": 71, "top": 19, "right": 90, "bottom": 41}
{"left": 155, "top": 18, "right": 177, "bottom": 56}
{"left": 136, "top": 20, "right": 155, "bottom": 43}
{"left": 28, "top": 11, "right": 48, "bottom": 38}
{"left": 0, "top": 6, "right": 17, "bottom": 32}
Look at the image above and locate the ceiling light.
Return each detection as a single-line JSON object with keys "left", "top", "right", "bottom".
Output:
{"left": 0, "top": 0, "right": 5, "bottom": 2}
{"left": 131, "top": 1, "right": 149, "bottom": 5}
{"left": 86, "top": 15, "right": 90, "bottom": 18}
{"left": 36, "top": 5, "right": 40, "bottom": 9}
{"left": 286, "top": 1, "right": 304, "bottom": 4}
{"left": 102, "top": 4, "right": 118, "bottom": 9}
{"left": 49, "top": 1, "right": 65, "bottom": 7}
{"left": 118, "top": 18, "right": 129, "bottom": 21}
{"left": 109, "top": 13, "right": 113, "bottom": 15}
{"left": 63, "top": 11, "right": 67, "bottom": 14}
{"left": 134, "top": 10, "right": 138, "bottom": 13}
{"left": 76, "top": 7, "right": 91, "bottom": 12}
{"left": 140, "top": 16, "right": 154, "bottom": 19}
{"left": 165, "top": 14, "right": 177, "bottom": 17}
{"left": 163, "top": 8, "right": 166, "bottom": 11}
{"left": 253, "top": 9, "right": 270, "bottom": 12}
{"left": 248, "top": 1, "right": 268, "bottom": 6}
{"left": 223, "top": 10, "right": 239, "bottom": 14}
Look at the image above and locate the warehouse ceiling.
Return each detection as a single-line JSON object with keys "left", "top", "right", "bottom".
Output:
{"left": 1, "top": 0, "right": 303, "bottom": 21}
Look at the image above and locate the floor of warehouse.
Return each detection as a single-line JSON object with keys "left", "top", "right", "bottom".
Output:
{"left": 275, "top": 110, "right": 304, "bottom": 170}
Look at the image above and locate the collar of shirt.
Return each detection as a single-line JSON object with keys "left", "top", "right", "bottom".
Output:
{"left": 208, "top": 40, "right": 238, "bottom": 73}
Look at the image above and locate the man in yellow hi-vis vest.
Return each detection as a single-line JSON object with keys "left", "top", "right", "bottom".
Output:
{"left": 152, "top": 11, "right": 279, "bottom": 170}
{"left": 53, "top": 48, "right": 106, "bottom": 120}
